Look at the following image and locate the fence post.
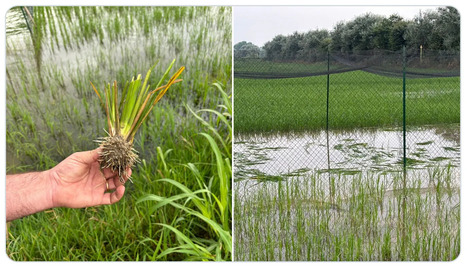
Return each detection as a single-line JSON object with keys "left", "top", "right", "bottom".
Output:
{"left": 326, "top": 50, "right": 331, "bottom": 172}
{"left": 326, "top": 49, "right": 332, "bottom": 202}
{"left": 401, "top": 45, "right": 408, "bottom": 260}
{"left": 402, "top": 46, "right": 407, "bottom": 170}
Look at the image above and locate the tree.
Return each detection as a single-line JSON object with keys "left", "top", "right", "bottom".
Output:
{"left": 234, "top": 41, "right": 262, "bottom": 58}
{"left": 372, "top": 17, "right": 392, "bottom": 50}
{"left": 299, "top": 29, "right": 330, "bottom": 61}
{"left": 283, "top": 31, "right": 303, "bottom": 60}
{"left": 263, "top": 35, "right": 287, "bottom": 61}
{"left": 331, "top": 22, "right": 346, "bottom": 52}
{"left": 258, "top": 7, "right": 459, "bottom": 62}
{"left": 434, "top": 7, "right": 460, "bottom": 50}
{"left": 406, "top": 10, "right": 438, "bottom": 50}
{"left": 388, "top": 15, "right": 408, "bottom": 51}
{"left": 342, "top": 13, "right": 383, "bottom": 51}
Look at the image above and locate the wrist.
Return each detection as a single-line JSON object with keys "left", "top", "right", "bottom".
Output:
{"left": 45, "top": 168, "right": 61, "bottom": 208}
{"left": 43, "top": 169, "right": 57, "bottom": 209}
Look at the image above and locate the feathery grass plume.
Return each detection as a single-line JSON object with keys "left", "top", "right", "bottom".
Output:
{"left": 91, "top": 60, "right": 185, "bottom": 183}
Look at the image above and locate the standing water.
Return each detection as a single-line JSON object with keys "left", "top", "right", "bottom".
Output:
{"left": 234, "top": 125, "right": 460, "bottom": 180}
{"left": 234, "top": 125, "right": 460, "bottom": 260}
{"left": 6, "top": 7, "right": 232, "bottom": 171}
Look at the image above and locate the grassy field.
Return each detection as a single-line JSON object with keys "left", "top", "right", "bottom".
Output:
{"left": 234, "top": 70, "right": 460, "bottom": 134}
{"left": 234, "top": 167, "right": 460, "bottom": 261}
{"left": 6, "top": 7, "right": 232, "bottom": 261}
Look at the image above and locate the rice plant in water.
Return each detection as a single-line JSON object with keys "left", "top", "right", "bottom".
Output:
{"left": 234, "top": 168, "right": 460, "bottom": 261}
{"left": 91, "top": 60, "right": 184, "bottom": 182}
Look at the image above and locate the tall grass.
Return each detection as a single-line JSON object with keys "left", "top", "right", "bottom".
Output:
{"left": 234, "top": 71, "right": 460, "bottom": 134}
{"left": 6, "top": 7, "right": 232, "bottom": 261}
{"left": 137, "top": 83, "right": 232, "bottom": 260}
{"left": 7, "top": 83, "right": 232, "bottom": 261}
{"left": 234, "top": 167, "right": 460, "bottom": 261}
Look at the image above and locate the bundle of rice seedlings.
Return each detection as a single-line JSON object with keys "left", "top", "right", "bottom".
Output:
{"left": 91, "top": 60, "right": 184, "bottom": 183}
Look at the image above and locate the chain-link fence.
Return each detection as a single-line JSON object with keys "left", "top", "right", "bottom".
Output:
{"left": 234, "top": 48, "right": 460, "bottom": 261}
{"left": 234, "top": 48, "right": 460, "bottom": 181}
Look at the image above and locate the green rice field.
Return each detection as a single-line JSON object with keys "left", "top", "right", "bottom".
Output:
{"left": 234, "top": 71, "right": 460, "bottom": 133}
{"left": 234, "top": 167, "right": 460, "bottom": 261}
{"left": 233, "top": 58, "right": 460, "bottom": 261}
{"left": 6, "top": 6, "right": 231, "bottom": 261}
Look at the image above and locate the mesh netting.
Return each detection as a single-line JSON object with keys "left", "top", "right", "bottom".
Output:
{"left": 235, "top": 49, "right": 459, "bottom": 79}
{"left": 234, "top": 49, "right": 460, "bottom": 179}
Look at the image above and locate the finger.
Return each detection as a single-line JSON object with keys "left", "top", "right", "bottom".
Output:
{"left": 102, "top": 185, "right": 125, "bottom": 205}
{"left": 122, "top": 168, "right": 133, "bottom": 184}
{"left": 124, "top": 168, "right": 132, "bottom": 183}
{"left": 101, "top": 167, "right": 131, "bottom": 180}
{"left": 102, "top": 168, "right": 118, "bottom": 179}
{"left": 110, "top": 168, "right": 132, "bottom": 188}
{"left": 106, "top": 176, "right": 118, "bottom": 190}
{"left": 74, "top": 148, "right": 101, "bottom": 164}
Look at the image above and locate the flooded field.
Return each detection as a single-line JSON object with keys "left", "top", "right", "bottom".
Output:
{"left": 234, "top": 124, "right": 460, "bottom": 180}
{"left": 6, "top": 7, "right": 232, "bottom": 261}
{"left": 234, "top": 124, "right": 460, "bottom": 261}
{"left": 234, "top": 168, "right": 460, "bottom": 261}
{"left": 6, "top": 7, "right": 232, "bottom": 171}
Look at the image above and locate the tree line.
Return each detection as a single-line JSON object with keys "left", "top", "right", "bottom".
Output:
{"left": 234, "top": 7, "right": 459, "bottom": 61}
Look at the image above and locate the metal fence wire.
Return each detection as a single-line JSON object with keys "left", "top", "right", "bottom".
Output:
{"left": 233, "top": 48, "right": 460, "bottom": 180}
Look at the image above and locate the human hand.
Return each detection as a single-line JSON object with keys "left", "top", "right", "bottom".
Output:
{"left": 48, "top": 148, "right": 131, "bottom": 208}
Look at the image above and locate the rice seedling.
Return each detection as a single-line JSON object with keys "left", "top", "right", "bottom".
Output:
{"left": 234, "top": 168, "right": 460, "bottom": 261}
{"left": 91, "top": 61, "right": 184, "bottom": 182}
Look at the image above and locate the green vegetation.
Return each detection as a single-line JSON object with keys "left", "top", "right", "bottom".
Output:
{"left": 234, "top": 167, "right": 460, "bottom": 261}
{"left": 248, "top": 7, "right": 459, "bottom": 61}
{"left": 6, "top": 6, "right": 231, "bottom": 261}
{"left": 92, "top": 62, "right": 184, "bottom": 182}
{"left": 234, "top": 71, "right": 460, "bottom": 134}
{"left": 232, "top": 7, "right": 460, "bottom": 262}
{"left": 234, "top": 58, "right": 342, "bottom": 77}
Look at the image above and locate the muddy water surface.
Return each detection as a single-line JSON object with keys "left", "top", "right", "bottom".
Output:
{"left": 234, "top": 125, "right": 460, "bottom": 180}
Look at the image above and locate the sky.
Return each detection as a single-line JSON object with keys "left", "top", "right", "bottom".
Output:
{"left": 234, "top": 6, "right": 440, "bottom": 47}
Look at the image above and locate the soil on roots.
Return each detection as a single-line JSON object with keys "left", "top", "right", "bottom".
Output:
{"left": 97, "top": 135, "right": 138, "bottom": 183}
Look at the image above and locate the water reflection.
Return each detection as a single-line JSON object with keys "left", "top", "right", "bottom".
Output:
{"left": 234, "top": 125, "right": 460, "bottom": 180}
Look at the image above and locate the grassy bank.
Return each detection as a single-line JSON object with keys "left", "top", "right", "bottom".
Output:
{"left": 6, "top": 7, "right": 232, "bottom": 261}
{"left": 234, "top": 167, "right": 460, "bottom": 261}
{"left": 234, "top": 71, "right": 459, "bottom": 134}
